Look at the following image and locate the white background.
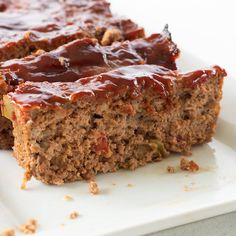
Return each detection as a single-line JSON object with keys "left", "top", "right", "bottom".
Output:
{"left": 110, "top": 0, "right": 236, "bottom": 76}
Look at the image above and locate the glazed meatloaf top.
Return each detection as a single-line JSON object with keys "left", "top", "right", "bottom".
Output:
{"left": 4, "top": 64, "right": 226, "bottom": 113}
{"left": 0, "top": 29, "right": 179, "bottom": 95}
{"left": 0, "top": 0, "right": 144, "bottom": 61}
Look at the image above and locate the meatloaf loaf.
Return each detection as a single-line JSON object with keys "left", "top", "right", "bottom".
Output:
{"left": 0, "top": 0, "right": 144, "bottom": 62}
{"left": 0, "top": 29, "right": 179, "bottom": 149}
{"left": 3, "top": 64, "right": 226, "bottom": 184}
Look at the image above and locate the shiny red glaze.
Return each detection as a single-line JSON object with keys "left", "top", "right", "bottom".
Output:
{"left": 0, "top": 0, "right": 143, "bottom": 57}
{"left": 181, "top": 65, "right": 227, "bottom": 88}
{"left": 0, "top": 30, "right": 179, "bottom": 89}
{"left": 8, "top": 65, "right": 226, "bottom": 111}
{"left": 7, "top": 64, "right": 226, "bottom": 111}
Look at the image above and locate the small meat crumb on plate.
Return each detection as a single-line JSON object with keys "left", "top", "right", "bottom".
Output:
{"left": 69, "top": 211, "right": 79, "bottom": 220}
{"left": 20, "top": 169, "right": 32, "bottom": 190}
{"left": 19, "top": 218, "right": 37, "bottom": 234}
{"left": 0, "top": 228, "right": 15, "bottom": 236}
{"left": 63, "top": 195, "right": 73, "bottom": 201}
{"left": 89, "top": 180, "right": 100, "bottom": 195}
{"left": 127, "top": 184, "right": 134, "bottom": 187}
{"left": 180, "top": 157, "right": 199, "bottom": 172}
{"left": 167, "top": 166, "right": 175, "bottom": 173}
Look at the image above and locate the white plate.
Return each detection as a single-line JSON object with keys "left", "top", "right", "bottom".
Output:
{"left": 0, "top": 51, "right": 235, "bottom": 236}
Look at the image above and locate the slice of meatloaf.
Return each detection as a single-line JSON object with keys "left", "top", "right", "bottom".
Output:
{"left": 2, "top": 64, "right": 226, "bottom": 184}
{"left": 0, "top": 29, "right": 179, "bottom": 149}
{"left": 0, "top": 0, "right": 144, "bottom": 62}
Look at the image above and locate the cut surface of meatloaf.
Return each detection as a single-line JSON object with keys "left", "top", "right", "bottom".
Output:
{"left": 0, "top": 29, "right": 179, "bottom": 149}
{"left": 0, "top": 0, "right": 144, "bottom": 62}
{"left": 3, "top": 64, "right": 226, "bottom": 184}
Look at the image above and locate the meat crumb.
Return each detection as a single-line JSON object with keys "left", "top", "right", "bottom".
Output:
{"left": 19, "top": 219, "right": 37, "bottom": 234}
{"left": 69, "top": 211, "right": 79, "bottom": 220}
{"left": 0, "top": 229, "right": 15, "bottom": 236}
{"left": 184, "top": 185, "right": 193, "bottom": 192}
{"left": 127, "top": 184, "right": 133, "bottom": 187}
{"left": 33, "top": 49, "right": 45, "bottom": 56}
{"left": 21, "top": 169, "right": 32, "bottom": 190}
{"left": 89, "top": 180, "right": 99, "bottom": 195}
{"left": 167, "top": 166, "right": 175, "bottom": 173}
{"left": 180, "top": 157, "right": 199, "bottom": 172}
{"left": 63, "top": 195, "right": 73, "bottom": 201}
{"left": 101, "top": 28, "right": 122, "bottom": 46}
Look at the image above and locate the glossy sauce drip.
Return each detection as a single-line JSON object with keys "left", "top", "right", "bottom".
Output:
{"left": 131, "top": 26, "right": 179, "bottom": 68}
{"left": 181, "top": 65, "right": 227, "bottom": 88}
{"left": 0, "top": 32, "right": 179, "bottom": 88}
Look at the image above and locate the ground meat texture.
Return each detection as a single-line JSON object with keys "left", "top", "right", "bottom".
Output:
{"left": 0, "top": 116, "right": 13, "bottom": 149}
{"left": 4, "top": 64, "right": 226, "bottom": 184}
